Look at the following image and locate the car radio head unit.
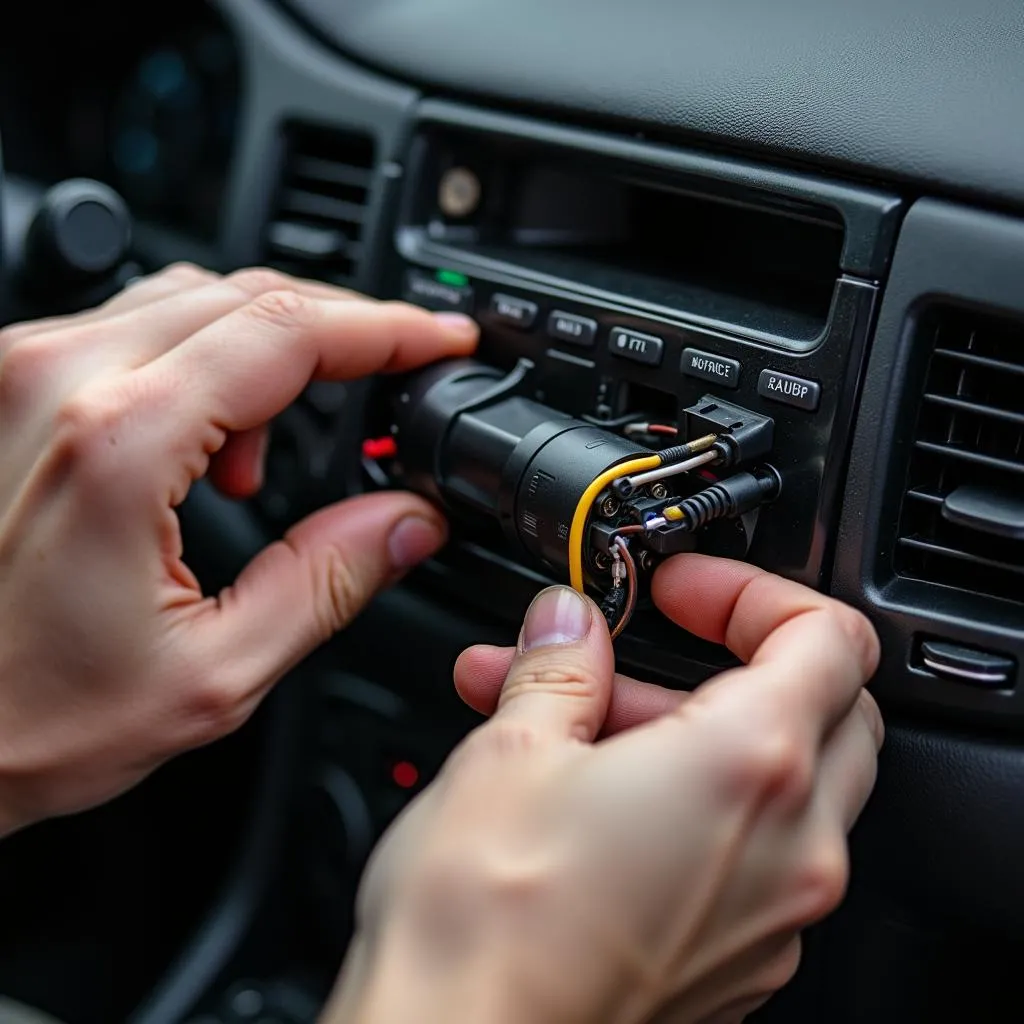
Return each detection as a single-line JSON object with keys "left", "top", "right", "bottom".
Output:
{"left": 367, "top": 104, "right": 900, "bottom": 657}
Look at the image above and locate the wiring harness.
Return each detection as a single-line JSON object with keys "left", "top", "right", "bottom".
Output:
{"left": 378, "top": 358, "right": 782, "bottom": 643}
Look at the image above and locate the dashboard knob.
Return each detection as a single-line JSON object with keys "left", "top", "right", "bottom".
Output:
{"left": 24, "top": 178, "right": 131, "bottom": 288}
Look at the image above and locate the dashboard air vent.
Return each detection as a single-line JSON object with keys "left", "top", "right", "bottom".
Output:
{"left": 264, "top": 123, "right": 376, "bottom": 286}
{"left": 895, "top": 305, "right": 1024, "bottom": 603}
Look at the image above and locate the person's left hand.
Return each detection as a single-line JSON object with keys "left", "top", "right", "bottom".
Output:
{"left": 0, "top": 264, "right": 478, "bottom": 836}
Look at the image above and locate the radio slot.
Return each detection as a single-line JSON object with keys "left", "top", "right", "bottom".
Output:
{"left": 405, "top": 128, "right": 846, "bottom": 348}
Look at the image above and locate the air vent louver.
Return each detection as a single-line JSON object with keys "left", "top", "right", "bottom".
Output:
{"left": 895, "top": 306, "right": 1024, "bottom": 603}
{"left": 264, "top": 123, "right": 375, "bottom": 286}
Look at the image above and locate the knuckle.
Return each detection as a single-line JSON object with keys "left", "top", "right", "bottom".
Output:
{"left": 502, "top": 659, "right": 602, "bottom": 702}
{"left": 0, "top": 336, "right": 58, "bottom": 400}
{"left": 246, "top": 288, "right": 312, "bottom": 330}
{"left": 227, "top": 267, "right": 292, "bottom": 297}
{"left": 51, "top": 381, "right": 153, "bottom": 478}
{"left": 182, "top": 674, "right": 248, "bottom": 740}
{"left": 793, "top": 839, "right": 850, "bottom": 923}
{"left": 457, "top": 719, "right": 545, "bottom": 765}
{"left": 54, "top": 387, "right": 125, "bottom": 444}
{"left": 312, "top": 542, "right": 366, "bottom": 635}
{"left": 161, "top": 261, "right": 214, "bottom": 287}
{"left": 734, "top": 725, "right": 814, "bottom": 809}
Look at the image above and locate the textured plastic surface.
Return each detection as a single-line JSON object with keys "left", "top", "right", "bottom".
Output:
{"left": 834, "top": 198, "right": 1024, "bottom": 724}
{"left": 278, "top": 0, "right": 1024, "bottom": 210}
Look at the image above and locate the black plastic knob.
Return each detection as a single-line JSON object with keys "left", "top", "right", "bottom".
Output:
{"left": 24, "top": 178, "right": 131, "bottom": 286}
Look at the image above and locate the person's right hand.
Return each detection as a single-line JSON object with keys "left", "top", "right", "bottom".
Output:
{"left": 324, "top": 556, "right": 882, "bottom": 1024}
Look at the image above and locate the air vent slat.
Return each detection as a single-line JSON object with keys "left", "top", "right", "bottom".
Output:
{"left": 281, "top": 190, "right": 367, "bottom": 226}
{"left": 923, "top": 392, "right": 1024, "bottom": 428}
{"left": 913, "top": 441, "right": 1024, "bottom": 477}
{"left": 261, "top": 123, "right": 376, "bottom": 287}
{"left": 934, "top": 348, "right": 1024, "bottom": 378}
{"left": 905, "top": 488, "right": 944, "bottom": 506}
{"left": 290, "top": 155, "right": 372, "bottom": 190}
{"left": 895, "top": 305, "right": 1024, "bottom": 605}
{"left": 897, "top": 537, "right": 1024, "bottom": 578}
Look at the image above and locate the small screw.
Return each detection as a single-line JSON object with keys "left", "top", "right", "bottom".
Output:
{"left": 594, "top": 552, "right": 612, "bottom": 572}
{"left": 638, "top": 551, "right": 655, "bottom": 572}
{"left": 649, "top": 482, "right": 669, "bottom": 500}
{"left": 599, "top": 494, "right": 620, "bottom": 518}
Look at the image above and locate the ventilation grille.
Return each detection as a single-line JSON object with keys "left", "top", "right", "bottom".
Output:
{"left": 263, "top": 124, "right": 375, "bottom": 286}
{"left": 895, "top": 305, "right": 1024, "bottom": 603}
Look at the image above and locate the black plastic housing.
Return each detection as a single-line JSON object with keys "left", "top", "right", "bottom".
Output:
{"left": 834, "top": 198, "right": 1024, "bottom": 727}
{"left": 389, "top": 358, "right": 648, "bottom": 574}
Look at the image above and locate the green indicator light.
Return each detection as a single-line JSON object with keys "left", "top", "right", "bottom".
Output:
{"left": 435, "top": 268, "right": 469, "bottom": 287}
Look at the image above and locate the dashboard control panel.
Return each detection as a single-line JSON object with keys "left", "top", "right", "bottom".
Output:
{"left": 365, "top": 105, "right": 903, "bottom": 655}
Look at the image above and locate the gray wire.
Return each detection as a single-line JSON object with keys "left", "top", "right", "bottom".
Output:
{"left": 625, "top": 450, "right": 718, "bottom": 488}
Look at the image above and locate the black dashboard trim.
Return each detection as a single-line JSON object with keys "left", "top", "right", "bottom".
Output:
{"left": 834, "top": 198, "right": 1024, "bottom": 727}
{"left": 412, "top": 100, "right": 903, "bottom": 281}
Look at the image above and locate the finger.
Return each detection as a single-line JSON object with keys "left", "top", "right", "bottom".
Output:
{"left": 184, "top": 492, "right": 449, "bottom": 706}
{"left": 489, "top": 586, "right": 614, "bottom": 742}
{"left": 817, "top": 690, "right": 884, "bottom": 831}
{"left": 77, "top": 268, "right": 374, "bottom": 368}
{"left": 207, "top": 425, "right": 269, "bottom": 499}
{"left": 146, "top": 295, "right": 478, "bottom": 435}
{"left": 0, "top": 263, "right": 216, "bottom": 349}
{"left": 652, "top": 554, "right": 880, "bottom": 740}
{"left": 454, "top": 643, "right": 687, "bottom": 734}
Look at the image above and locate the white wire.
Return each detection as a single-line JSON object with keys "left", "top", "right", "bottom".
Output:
{"left": 625, "top": 449, "right": 719, "bottom": 488}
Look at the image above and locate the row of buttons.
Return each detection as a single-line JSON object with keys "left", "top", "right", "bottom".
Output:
{"left": 485, "top": 292, "right": 821, "bottom": 412}
{"left": 492, "top": 294, "right": 821, "bottom": 413}
{"left": 403, "top": 270, "right": 821, "bottom": 412}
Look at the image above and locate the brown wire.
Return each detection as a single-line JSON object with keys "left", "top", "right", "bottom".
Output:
{"left": 610, "top": 540, "right": 639, "bottom": 640}
{"left": 613, "top": 524, "right": 647, "bottom": 536}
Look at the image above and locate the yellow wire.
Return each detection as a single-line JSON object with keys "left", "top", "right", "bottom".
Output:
{"left": 568, "top": 454, "right": 662, "bottom": 592}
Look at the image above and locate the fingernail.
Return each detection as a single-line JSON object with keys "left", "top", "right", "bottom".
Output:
{"left": 388, "top": 515, "right": 447, "bottom": 570}
{"left": 432, "top": 312, "right": 479, "bottom": 337}
{"left": 521, "top": 586, "right": 591, "bottom": 652}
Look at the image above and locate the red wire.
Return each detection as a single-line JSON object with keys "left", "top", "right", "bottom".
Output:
{"left": 647, "top": 424, "right": 678, "bottom": 436}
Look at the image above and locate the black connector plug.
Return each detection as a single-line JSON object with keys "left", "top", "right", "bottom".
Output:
{"left": 682, "top": 395, "right": 774, "bottom": 467}
{"left": 673, "top": 466, "right": 782, "bottom": 529}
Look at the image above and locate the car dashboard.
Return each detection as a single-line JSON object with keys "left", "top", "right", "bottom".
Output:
{"left": 1, "top": 1, "right": 1024, "bottom": 1022}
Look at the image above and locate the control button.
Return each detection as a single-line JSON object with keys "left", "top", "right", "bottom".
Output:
{"left": 757, "top": 369, "right": 821, "bottom": 411}
{"left": 403, "top": 268, "right": 474, "bottom": 313}
{"left": 681, "top": 348, "right": 741, "bottom": 388}
{"left": 489, "top": 293, "right": 538, "bottom": 329}
{"left": 608, "top": 327, "right": 664, "bottom": 367}
{"left": 547, "top": 310, "right": 597, "bottom": 347}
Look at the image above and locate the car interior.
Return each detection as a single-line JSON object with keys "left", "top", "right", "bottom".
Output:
{"left": 1, "top": 1, "right": 1023, "bottom": 1021}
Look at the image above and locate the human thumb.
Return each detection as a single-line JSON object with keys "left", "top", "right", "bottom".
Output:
{"left": 195, "top": 491, "right": 447, "bottom": 695}
{"left": 493, "top": 585, "right": 615, "bottom": 743}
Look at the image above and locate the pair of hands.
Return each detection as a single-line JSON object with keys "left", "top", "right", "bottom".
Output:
{"left": 0, "top": 266, "right": 882, "bottom": 1024}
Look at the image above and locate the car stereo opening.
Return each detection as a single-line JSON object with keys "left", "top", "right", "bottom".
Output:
{"left": 403, "top": 130, "right": 846, "bottom": 344}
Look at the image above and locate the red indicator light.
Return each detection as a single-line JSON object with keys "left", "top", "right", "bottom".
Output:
{"left": 391, "top": 760, "right": 420, "bottom": 790}
{"left": 362, "top": 436, "right": 398, "bottom": 460}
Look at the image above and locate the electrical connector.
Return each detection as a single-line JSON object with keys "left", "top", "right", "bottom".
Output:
{"left": 670, "top": 466, "right": 782, "bottom": 530}
{"left": 682, "top": 396, "right": 774, "bottom": 468}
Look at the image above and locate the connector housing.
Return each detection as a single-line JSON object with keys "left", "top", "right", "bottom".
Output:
{"left": 683, "top": 395, "right": 774, "bottom": 466}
